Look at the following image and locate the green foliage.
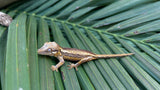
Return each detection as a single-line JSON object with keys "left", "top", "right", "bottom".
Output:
{"left": 5, "top": 14, "right": 30, "bottom": 90}
{"left": 0, "top": 0, "right": 160, "bottom": 90}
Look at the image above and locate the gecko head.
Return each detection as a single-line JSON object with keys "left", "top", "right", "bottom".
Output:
{"left": 37, "top": 42, "right": 61, "bottom": 56}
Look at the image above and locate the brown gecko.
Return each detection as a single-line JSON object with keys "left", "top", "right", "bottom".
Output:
{"left": 38, "top": 42, "right": 133, "bottom": 72}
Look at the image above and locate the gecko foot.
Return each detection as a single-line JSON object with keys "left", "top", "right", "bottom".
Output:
{"left": 67, "top": 63, "right": 78, "bottom": 71}
{"left": 51, "top": 65, "right": 58, "bottom": 72}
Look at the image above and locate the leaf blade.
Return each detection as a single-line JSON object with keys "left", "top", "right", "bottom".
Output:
{"left": 5, "top": 14, "right": 30, "bottom": 90}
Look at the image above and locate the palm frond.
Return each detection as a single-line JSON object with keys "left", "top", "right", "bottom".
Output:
{"left": 0, "top": 0, "right": 160, "bottom": 90}
{"left": 5, "top": 14, "right": 30, "bottom": 90}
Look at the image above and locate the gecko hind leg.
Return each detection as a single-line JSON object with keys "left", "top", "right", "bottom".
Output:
{"left": 67, "top": 56, "right": 95, "bottom": 71}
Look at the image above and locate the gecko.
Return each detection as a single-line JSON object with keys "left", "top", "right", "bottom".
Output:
{"left": 38, "top": 42, "right": 133, "bottom": 72}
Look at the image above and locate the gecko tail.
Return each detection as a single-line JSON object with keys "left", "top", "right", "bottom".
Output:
{"left": 95, "top": 53, "right": 134, "bottom": 59}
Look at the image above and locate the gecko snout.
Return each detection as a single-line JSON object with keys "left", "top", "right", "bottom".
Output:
{"left": 37, "top": 48, "right": 49, "bottom": 55}
{"left": 37, "top": 49, "right": 44, "bottom": 55}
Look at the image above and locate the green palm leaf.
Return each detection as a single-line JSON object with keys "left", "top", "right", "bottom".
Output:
{"left": 5, "top": 14, "right": 30, "bottom": 90}
{"left": 0, "top": 0, "right": 160, "bottom": 90}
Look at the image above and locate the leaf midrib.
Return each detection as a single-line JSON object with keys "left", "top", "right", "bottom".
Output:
{"left": 9, "top": 10, "right": 160, "bottom": 49}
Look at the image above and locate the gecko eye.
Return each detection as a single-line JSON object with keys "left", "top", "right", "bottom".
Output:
{"left": 47, "top": 48, "right": 52, "bottom": 52}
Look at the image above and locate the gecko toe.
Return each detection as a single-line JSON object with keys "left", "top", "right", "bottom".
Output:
{"left": 51, "top": 65, "right": 58, "bottom": 72}
{"left": 67, "top": 64, "right": 73, "bottom": 70}
{"left": 75, "top": 67, "right": 78, "bottom": 71}
{"left": 67, "top": 63, "right": 78, "bottom": 71}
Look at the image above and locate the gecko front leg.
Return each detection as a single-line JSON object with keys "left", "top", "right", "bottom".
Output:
{"left": 67, "top": 56, "right": 95, "bottom": 71}
{"left": 51, "top": 56, "right": 64, "bottom": 72}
